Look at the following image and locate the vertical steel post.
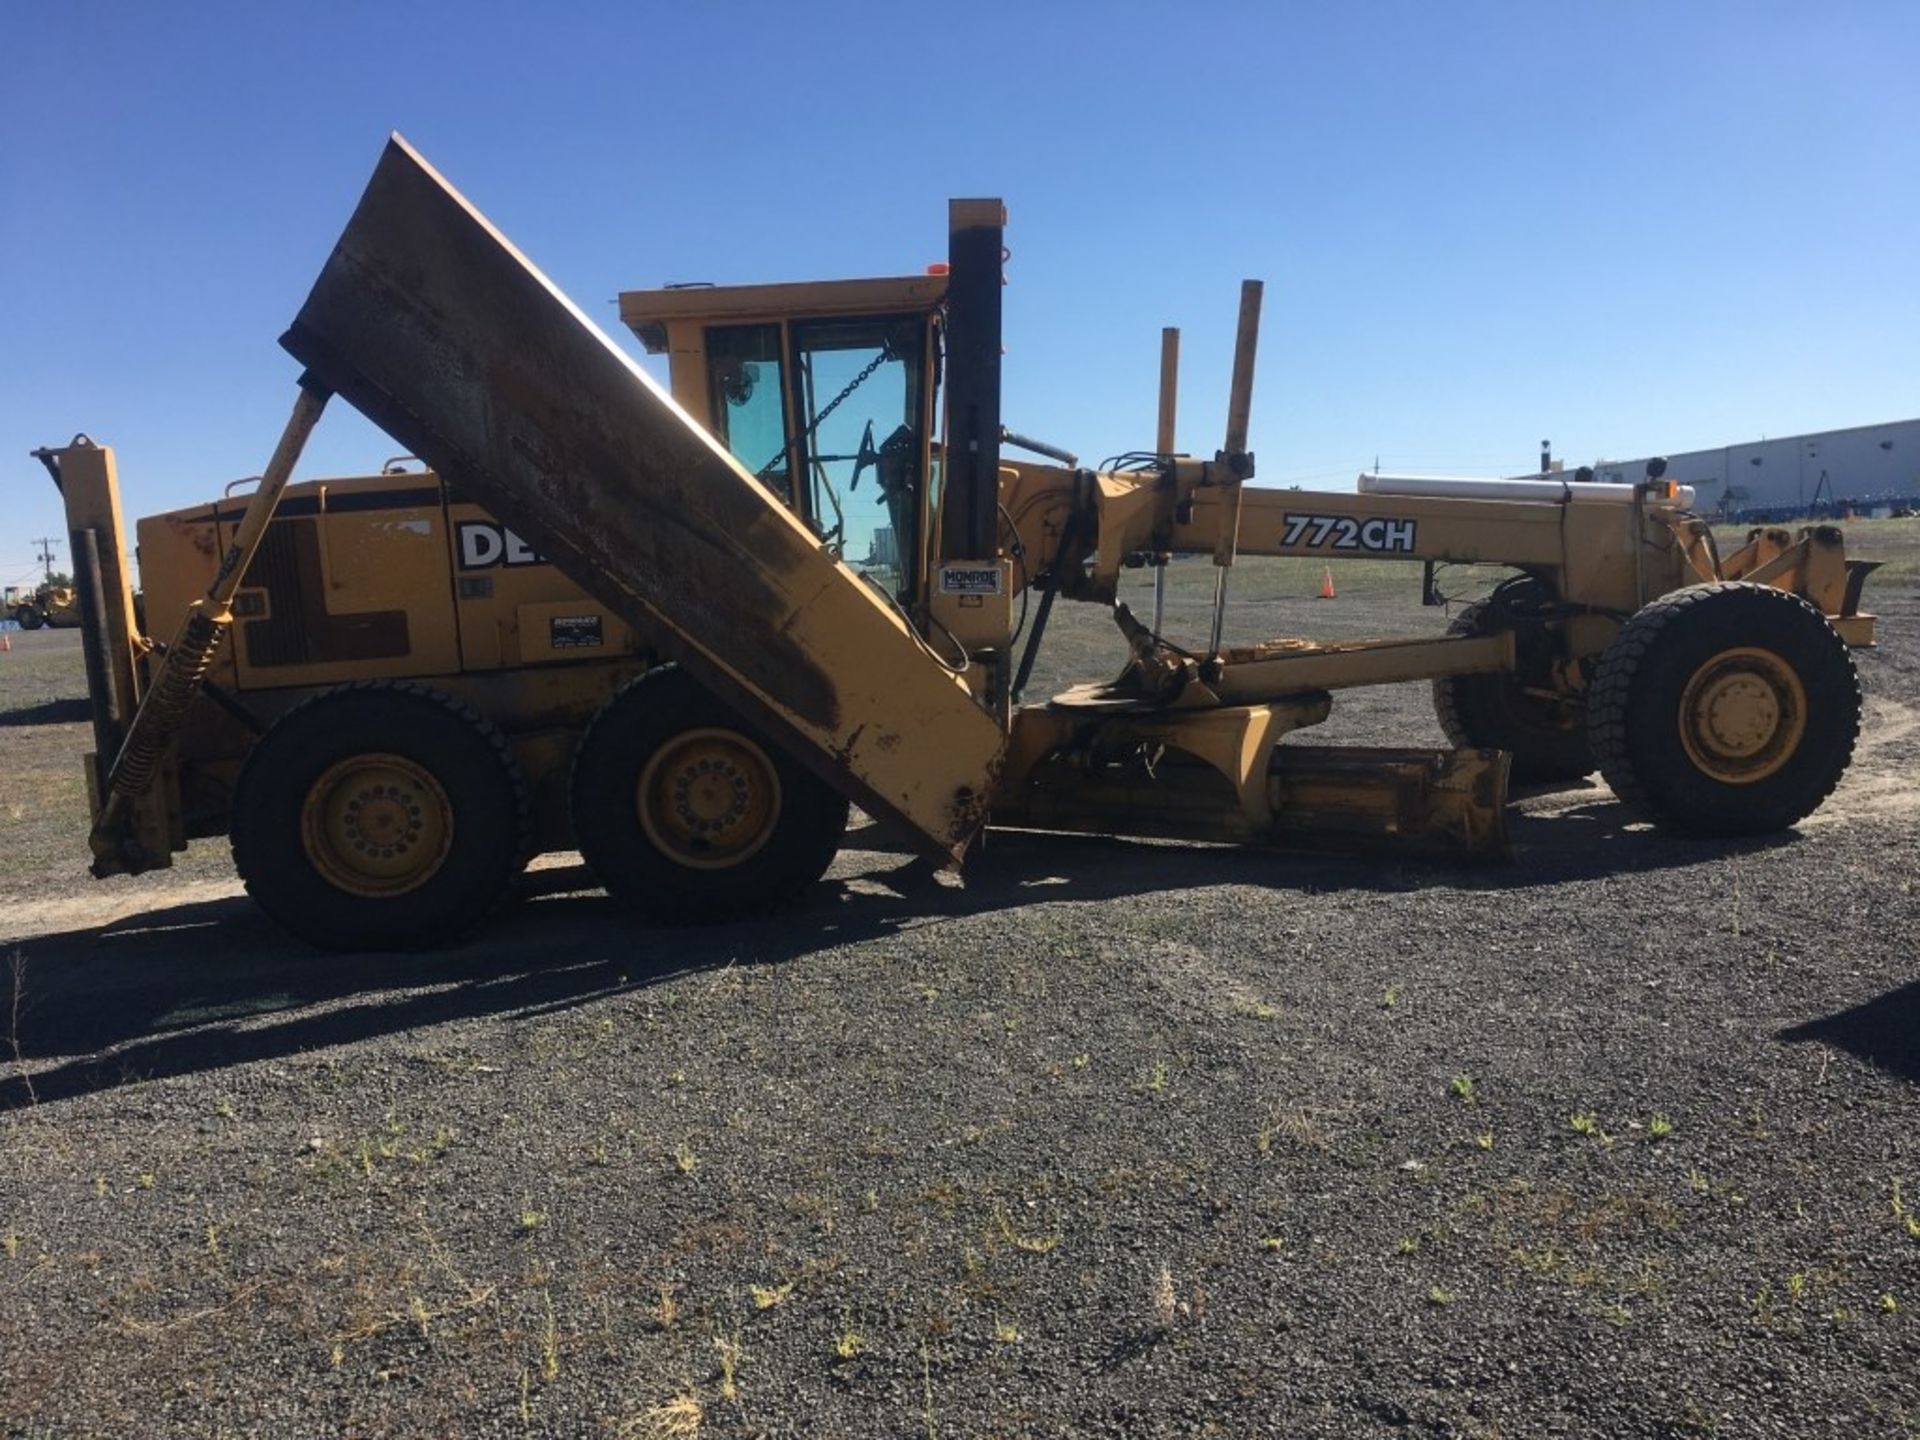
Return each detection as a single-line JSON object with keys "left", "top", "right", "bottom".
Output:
{"left": 940, "top": 199, "right": 1006, "bottom": 563}
{"left": 70, "top": 525, "right": 120, "bottom": 792}
{"left": 1208, "top": 281, "right": 1264, "bottom": 657}
{"left": 1151, "top": 326, "right": 1180, "bottom": 636}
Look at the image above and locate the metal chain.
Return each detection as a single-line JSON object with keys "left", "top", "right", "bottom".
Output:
{"left": 755, "top": 342, "right": 893, "bottom": 479}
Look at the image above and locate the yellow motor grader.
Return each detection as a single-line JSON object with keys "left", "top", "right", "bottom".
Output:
{"left": 39, "top": 136, "right": 1877, "bottom": 949}
{"left": 5, "top": 579, "right": 79, "bottom": 631}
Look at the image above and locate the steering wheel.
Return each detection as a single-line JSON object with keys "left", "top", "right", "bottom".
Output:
{"left": 849, "top": 419, "right": 880, "bottom": 493}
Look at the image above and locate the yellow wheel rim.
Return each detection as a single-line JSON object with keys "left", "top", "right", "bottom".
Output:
{"left": 1676, "top": 646, "right": 1808, "bottom": 784}
{"left": 302, "top": 754, "right": 454, "bottom": 897}
{"left": 636, "top": 728, "right": 781, "bottom": 871}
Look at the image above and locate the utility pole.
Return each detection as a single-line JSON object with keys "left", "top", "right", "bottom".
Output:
{"left": 32, "top": 537, "right": 59, "bottom": 582}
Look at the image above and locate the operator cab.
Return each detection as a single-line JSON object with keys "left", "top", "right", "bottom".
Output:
{"left": 621, "top": 274, "right": 945, "bottom": 605}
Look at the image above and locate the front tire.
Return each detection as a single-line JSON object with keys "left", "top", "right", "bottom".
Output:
{"left": 1587, "top": 582, "right": 1860, "bottom": 836}
{"left": 231, "top": 682, "right": 529, "bottom": 950}
{"left": 16, "top": 606, "right": 44, "bottom": 631}
{"left": 570, "top": 666, "right": 849, "bottom": 922}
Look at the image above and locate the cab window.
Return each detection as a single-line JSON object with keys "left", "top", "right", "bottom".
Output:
{"left": 705, "top": 324, "right": 790, "bottom": 504}
{"left": 790, "top": 315, "right": 925, "bottom": 602}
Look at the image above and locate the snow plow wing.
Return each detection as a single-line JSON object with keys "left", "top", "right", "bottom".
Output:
{"left": 281, "top": 136, "right": 1004, "bottom": 863}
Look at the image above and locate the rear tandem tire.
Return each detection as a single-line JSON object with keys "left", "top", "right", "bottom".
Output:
{"left": 231, "top": 682, "right": 530, "bottom": 950}
{"left": 570, "top": 665, "right": 849, "bottom": 923}
{"left": 1431, "top": 576, "right": 1593, "bottom": 784}
{"left": 1587, "top": 581, "right": 1860, "bottom": 836}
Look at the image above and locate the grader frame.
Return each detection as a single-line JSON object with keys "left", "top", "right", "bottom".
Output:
{"left": 48, "top": 135, "right": 1877, "bottom": 948}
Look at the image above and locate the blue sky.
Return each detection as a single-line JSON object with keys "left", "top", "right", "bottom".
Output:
{"left": 3, "top": 0, "right": 1915, "bottom": 586}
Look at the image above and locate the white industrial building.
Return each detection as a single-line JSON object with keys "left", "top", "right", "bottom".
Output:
{"left": 1582, "top": 418, "right": 1920, "bottom": 520}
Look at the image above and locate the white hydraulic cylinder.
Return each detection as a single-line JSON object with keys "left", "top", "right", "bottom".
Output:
{"left": 1357, "top": 473, "right": 1696, "bottom": 508}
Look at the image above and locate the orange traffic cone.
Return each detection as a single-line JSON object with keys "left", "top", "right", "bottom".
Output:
{"left": 1317, "top": 564, "right": 1336, "bottom": 600}
{"left": 1, "top": 633, "right": 10, "bottom": 652}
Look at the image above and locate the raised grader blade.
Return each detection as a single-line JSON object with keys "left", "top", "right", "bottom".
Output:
{"left": 278, "top": 135, "right": 1005, "bottom": 865}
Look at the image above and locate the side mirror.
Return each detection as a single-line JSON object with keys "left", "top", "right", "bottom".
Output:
{"left": 1645, "top": 457, "right": 1668, "bottom": 481}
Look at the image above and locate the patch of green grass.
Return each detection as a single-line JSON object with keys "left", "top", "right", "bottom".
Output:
{"left": 714, "top": 1332, "right": 741, "bottom": 1401}
{"left": 834, "top": 1319, "right": 863, "bottom": 1360}
{"left": 1257, "top": 1106, "right": 1332, "bottom": 1156}
{"left": 540, "top": 1290, "right": 561, "bottom": 1382}
{"left": 1569, "top": 1112, "right": 1614, "bottom": 1145}
{"left": 1889, "top": 1175, "right": 1920, "bottom": 1239}
{"left": 1508, "top": 1243, "right": 1566, "bottom": 1279}
{"left": 1449, "top": 1074, "right": 1476, "bottom": 1105}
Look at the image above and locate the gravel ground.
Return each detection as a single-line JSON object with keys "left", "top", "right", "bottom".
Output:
{"left": 1, "top": 568, "right": 1916, "bottom": 1439}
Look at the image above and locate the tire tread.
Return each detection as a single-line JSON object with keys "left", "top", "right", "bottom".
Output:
{"left": 1588, "top": 581, "right": 1860, "bottom": 833}
{"left": 231, "top": 680, "right": 530, "bottom": 949}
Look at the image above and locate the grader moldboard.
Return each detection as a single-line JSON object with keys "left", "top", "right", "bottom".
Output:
{"left": 42, "top": 136, "right": 1877, "bottom": 951}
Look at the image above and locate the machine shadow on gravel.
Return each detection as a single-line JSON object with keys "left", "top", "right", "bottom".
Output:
{"left": 0, "top": 697, "right": 93, "bottom": 727}
{"left": 1779, "top": 982, "right": 1920, "bottom": 1084}
{"left": 2, "top": 809, "right": 1803, "bottom": 1110}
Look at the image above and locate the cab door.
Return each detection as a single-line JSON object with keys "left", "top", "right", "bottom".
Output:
{"left": 700, "top": 313, "right": 932, "bottom": 606}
